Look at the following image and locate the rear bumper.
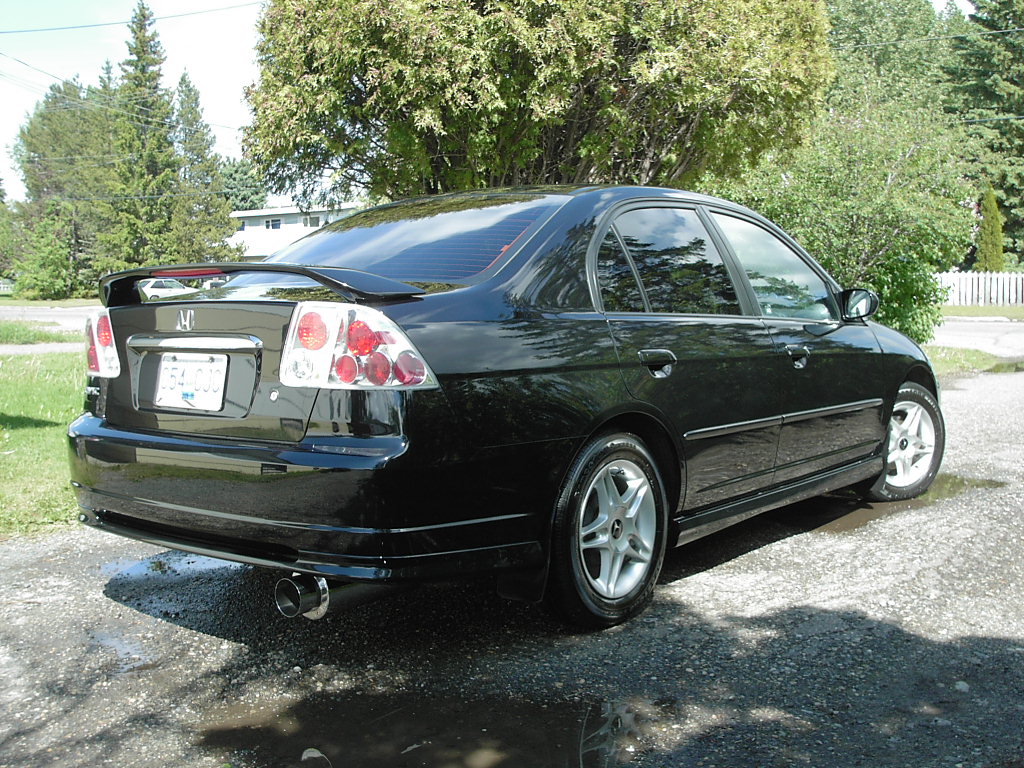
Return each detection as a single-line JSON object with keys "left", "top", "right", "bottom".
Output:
{"left": 68, "top": 414, "right": 546, "bottom": 581}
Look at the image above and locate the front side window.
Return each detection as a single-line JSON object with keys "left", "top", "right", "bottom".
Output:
{"left": 712, "top": 214, "right": 837, "bottom": 322}
{"left": 614, "top": 208, "right": 740, "bottom": 315}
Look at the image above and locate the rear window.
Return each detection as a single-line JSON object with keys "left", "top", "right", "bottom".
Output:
{"left": 267, "top": 194, "right": 566, "bottom": 282}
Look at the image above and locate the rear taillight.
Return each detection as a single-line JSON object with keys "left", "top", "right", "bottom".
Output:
{"left": 280, "top": 302, "right": 438, "bottom": 390}
{"left": 85, "top": 310, "right": 121, "bottom": 378}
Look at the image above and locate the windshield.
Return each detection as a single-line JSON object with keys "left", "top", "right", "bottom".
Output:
{"left": 266, "top": 193, "right": 567, "bottom": 283}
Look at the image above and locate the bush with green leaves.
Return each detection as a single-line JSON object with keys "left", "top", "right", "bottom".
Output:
{"left": 706, "top": 88, "right": 976, "bottom": 343}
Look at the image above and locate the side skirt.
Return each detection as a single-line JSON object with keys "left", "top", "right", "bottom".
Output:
{"left": 672, "top": 455, "right": 883, "bottom": 548}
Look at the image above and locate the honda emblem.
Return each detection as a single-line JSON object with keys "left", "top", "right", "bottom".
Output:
{"left": 176, "top": 309, "right": 195, "bottom": 332}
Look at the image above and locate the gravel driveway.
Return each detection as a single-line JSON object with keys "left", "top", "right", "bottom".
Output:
{"left": 2, "top": 370, "right": 1023, "bottom": 768}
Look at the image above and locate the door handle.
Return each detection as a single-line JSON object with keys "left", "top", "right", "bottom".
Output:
{"left": 785, "top": 344, "right": 811, "bottom": 369}
{"left": 638, "top": 348, "right": 677, "bottom": 378}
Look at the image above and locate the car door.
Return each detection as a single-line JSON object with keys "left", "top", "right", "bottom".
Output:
{"left": 593, "top": 204, "right": 782, "bottom": 513}
{"left": 708, "top": 211, "right": 887, "bottom": 484}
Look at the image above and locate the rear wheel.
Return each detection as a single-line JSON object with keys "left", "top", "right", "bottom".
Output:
{"left": 862, "top": 382, "right": 945, "bottom": 502}
{"left": 546, "top": 432, "right": 668, "bottom": 629}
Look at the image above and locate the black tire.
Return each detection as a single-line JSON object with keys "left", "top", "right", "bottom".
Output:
{"left": 545, "top": 432, "right": 669, "bottom": 629}
{"left": 861, "top": 382, "right": 945, "bottom": 502}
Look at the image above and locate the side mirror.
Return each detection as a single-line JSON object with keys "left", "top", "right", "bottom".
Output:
{"left": 839, "top": 288, "right": 879, "bottom": 321}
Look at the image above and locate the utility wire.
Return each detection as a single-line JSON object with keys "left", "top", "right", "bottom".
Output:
{"left": 0, "top": 3, "right": 260, "bottom": 35}
{"left": 0, "top": 51, "right": 241, "bottom": 133}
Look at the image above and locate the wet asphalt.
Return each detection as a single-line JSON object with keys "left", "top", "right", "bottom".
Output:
{"left": 1, "top": 369, "right": 1023, "bottom": 768}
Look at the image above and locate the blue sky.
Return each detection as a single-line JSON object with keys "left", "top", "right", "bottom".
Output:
{"left": 0, "top": 0, "right": 975, "bottom": 204}
{"left": 0, "top": 1, "right": 262, "bottom": 201}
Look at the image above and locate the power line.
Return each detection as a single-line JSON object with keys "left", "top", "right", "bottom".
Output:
{"left": 836, "top": 26, "right": 1024, "bottom": 50}
{"left": 0, "top": 51, "right": 242, "bottom": 133}
{"left": 0, "top": 3, "right": 260, "bottom": 36}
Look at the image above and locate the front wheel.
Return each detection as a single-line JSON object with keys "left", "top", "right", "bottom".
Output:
{"left": 545, "top": 432, "right": 668, "bottom": 629}
{"left": 863, "top": 382, "right": 945, "bottom": 502}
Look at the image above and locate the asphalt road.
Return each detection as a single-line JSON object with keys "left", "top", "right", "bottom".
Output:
{"left": 1, "top": 365, "right": 1023, "bottom": 767}
{"left": 0, "top": 304, "right": 97, "bottom": 333}
{"left": 932, "top": 317, "right": 1024, "bottom": 358}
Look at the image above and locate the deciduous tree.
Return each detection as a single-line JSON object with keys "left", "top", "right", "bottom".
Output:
{"left": 245, "top": 0, "right": 833, "bottom": 203}
{"left": 705, "top": 0, "right": 979, "bottom": 343}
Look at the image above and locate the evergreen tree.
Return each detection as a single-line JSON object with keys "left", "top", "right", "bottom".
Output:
{"left": 976, "top": 185, "right": 1007, "bottom": 271}
{"left": 13, "top": 76, "right": 118, "bottom": 294}
{"left": 220, "top": 157, "right": 268, "bottom": 211}
{"left": 0, "top": 181, "right": 15, "bottom": 277}
{"left": 95, "top": 1, "right": 180, "bottom": 274}
{"left": 946, "top": 0, "right": 1024, "bottom": 259}
{"left": 165, "top": 72, "right": 239, "bottom": 262}
{"left": 13, "top": 204, "right": 75, "bottom": 299}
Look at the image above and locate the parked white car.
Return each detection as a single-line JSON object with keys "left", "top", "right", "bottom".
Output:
{"left": 137, "top": 278, "right": 193, "bottom": 300}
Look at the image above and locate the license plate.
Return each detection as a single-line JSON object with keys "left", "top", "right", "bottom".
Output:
{"left": 154, "top": 353, "right": 227, "bottom": 411}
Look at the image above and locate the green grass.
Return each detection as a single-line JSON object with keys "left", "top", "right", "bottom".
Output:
{"left": 923, "top": 345, "right": 1002, "bottom": 377}
{"left": 942, "top": 304, "right": 1024, "bottom": 320}
{"left": 0, "top": 295, "right": 100, "bottom": 308}
{"left": 0, "top": 320, "right": 77, "bottom": 345}
{"left": 0, "top": 353, "right": 84, "bottom": 536}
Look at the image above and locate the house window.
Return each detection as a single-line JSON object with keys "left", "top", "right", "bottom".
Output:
{"left": 237, "top": 220, "right": 246, "bottom": 231}
{"left": 265, "top": 218, "right": 282, "bottom": 230}
{"left": 303, "top": 215, "right": 320, "bottom": 228}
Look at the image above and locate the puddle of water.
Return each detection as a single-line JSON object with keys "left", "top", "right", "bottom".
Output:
{"left": 102, "top": 550, "right": 244, "bottom": 582}
{"left": 87, "top": 629, "right": 160, "bottom": 673}
{"left": 811, "top": 473, "right": 1007, "bottom": 534}
{"left": 200, "top": 693, "right": 651, "bottom": 768}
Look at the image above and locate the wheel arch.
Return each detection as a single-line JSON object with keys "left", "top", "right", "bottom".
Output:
{"left": 496, "top": 408, "right": 683, "bottom": 605}
{"left": 903, "top": 363, "right": 939, "bottom": 399}
{"left": 586, "top": 411, "right": 683, "bottom": 518}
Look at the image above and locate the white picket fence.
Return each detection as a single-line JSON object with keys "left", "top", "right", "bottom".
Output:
{"left": 938, "top": 271, "right": 1024, "bottom": 306}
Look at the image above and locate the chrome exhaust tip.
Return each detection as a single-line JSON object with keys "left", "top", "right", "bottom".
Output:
{"left": 275, "top": 574, "right": 331, "bottom": 620}
{"left": 275, "top": 575, "right": 398, "bottom": 620}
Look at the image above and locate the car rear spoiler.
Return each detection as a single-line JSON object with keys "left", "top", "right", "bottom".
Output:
{"left": 100, "top": 262, "right": 427, "bottom": 307}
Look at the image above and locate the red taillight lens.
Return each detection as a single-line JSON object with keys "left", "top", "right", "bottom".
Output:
{"left": 297, "top": 312, "right": 329, "bottom": 350}
{"left": 85, "top": 310, "right": 121, "bottom": 378}
{"left": 334, "top": 354, "right": 359, "bottom": 384}
{"left": 364, "top": 351, "right": 391, "bottom": 385}
{"left": 281, "top": 302, "right": 436, "bottom": 390}
{"left": 95, "top": 315, "right": 113, "bottom": 347}
{"left": 394, "top": 351, "right": 426, "bottom": 386}
{"left": 347, "top": 320, "right": 379, "bottom": 356}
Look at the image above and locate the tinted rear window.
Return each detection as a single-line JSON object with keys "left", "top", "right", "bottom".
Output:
{"left": 267, "top": 194, "right": 566, "bottom": 282}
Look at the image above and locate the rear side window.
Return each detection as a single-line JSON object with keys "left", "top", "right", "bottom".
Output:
{"left": 268, "top": 194, "right": 566, "bottom": 283}
{"left": 712, "top": 213, "right": 838, "bottom": 322}
{"left": 614, "top": 208, "right": 740, "bottom": 315}
{"left": 596, "top": 231, "right": 646, "bottom": 312}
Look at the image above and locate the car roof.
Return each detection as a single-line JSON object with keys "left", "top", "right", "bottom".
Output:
{"left": 391, "top": 184, "right": 762, "bottom": 219}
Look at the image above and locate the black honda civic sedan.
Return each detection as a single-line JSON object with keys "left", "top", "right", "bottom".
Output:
{"left": 69, "top": 185, "right": 944, "bottom": 628}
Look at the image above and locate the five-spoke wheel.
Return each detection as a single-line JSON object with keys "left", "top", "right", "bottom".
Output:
{"left": 546, "top": 432, "right": 668, "bottom": 628}
{"left": 863, "top": 382, "right": 945, "bottom": 501}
